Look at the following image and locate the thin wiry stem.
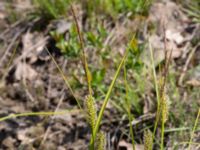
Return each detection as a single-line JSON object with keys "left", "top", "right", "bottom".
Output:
{"left": 45, "top": 47, "right": 82, "bottom": 110}
{"left": 161, "top": 111, "right": 165, "bottom": 150}
{"left": 149, "top": 43, "right": 160, "bottom": 140}
{"left": 0, "top": 110, "right": 80, "bottom": 122}
{"left": 124, "top": 64, "right": 135, "bottom": 150}
{"left": 188, "top": 108, "right": 200, "bottom": 150}
{"left": 70, "top": 4, "right": 92, "bottom": 96}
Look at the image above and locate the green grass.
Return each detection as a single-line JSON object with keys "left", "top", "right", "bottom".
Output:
{"left": 85, "top": 0, "right": 152, "bottom": 18}
{"left": 33, "top": 0, "right": 152, "bottom": 20}
{"left": 182, "top": 0, "right": 200, "bottom": 23}
{"left": 34, "top": 0, "right": 70, "bottom": 19}
{"left": 50, "top": 24, "right": 81, "bottom": 57}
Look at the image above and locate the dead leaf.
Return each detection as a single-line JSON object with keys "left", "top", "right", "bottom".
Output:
{"left": 17, "top": 125, "right": 44, "bottom": 145}
{"left": 15, "top": 62, "right": 38, "bottom": 81}
{"left": 186, "top": 79, "right": 200, "bottom": 86}
{"left": 118, "top": 140, "right": 133, "bottom": 150}
{"left": 55, "top": 20, "right": 72, "bottom": 34}
{"left": 118, "top": 140, "right": 144, "bottom": 150}
{"left": 22, "top": 31, "right": 48, "bottom": 63}
{"left": 2, "top": 137, "right": 15, "bottom": 149}
{"left": 166, "top": 29, "right": 184, "bottom": 45}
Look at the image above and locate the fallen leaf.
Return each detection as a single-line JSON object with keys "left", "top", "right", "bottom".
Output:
{"left": 15, "top": 62, "right": 38, "bottom": 81}
{"left": 118, "top": 140, "right": 144, "bottom": 150}
{"left": 55, "top": 20, "right": 72, "bottom": 34}
{"left": 2, "top": 137, "right": 15, "bottom": 149}
{"left": 186, "top": 79, "right": 200, "bottom": 87}
{"left": 22, "top": 31, "right": 48, "bottom": 63}
{"left": 166, "top": 29, "right": 184, "bottom": 45}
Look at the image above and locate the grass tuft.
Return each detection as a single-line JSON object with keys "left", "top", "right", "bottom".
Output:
{"left": 89, "top": 48, "right": 129, "bottom": 149}
{"left": 34, "top": 0, "right": 70, "bottom": 19}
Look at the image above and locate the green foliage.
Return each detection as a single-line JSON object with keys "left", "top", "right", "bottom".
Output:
{"left": 126, "top": 36, "right": 144, "bottom": 71}
{"left": 34, "top": 0, "right": 70, "bottom": 19}
{"left": 98, "top": 0, "right": 152, "bottom": 17}
{"left": 50, "top": 24, "right": 81, "bottom": 57}
{"left": 33, "top": 0, "right": 152, "bottom": 20}
{"left": 183, "top": 0, "right": 200, "bottom": 23}
{"left": 125, "top": 85, "right": 142, "bottom": 114}
{"left": 51, "top": 24, "right": 107, "bottom": 59}
{"left": 112, "top": 0, "right": 151, "bottom": 15}
{"left": 120, "top": 36, "right": 144, "bottom": 115}
{"left": 91, "top": 68, "right": 106, "bottom": 96}
{"left": 82, "top": 0, "right": 152, "bottom": 18}
{"left": 86, "top": 26, "right": 107, "bottom": 48}
{"left": 5, "top": 3, "right": 20, "bottom": 23}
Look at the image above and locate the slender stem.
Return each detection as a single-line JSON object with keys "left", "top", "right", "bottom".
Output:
{"left": 149, "top": 43, "right": 160, "bottom": 140}
{"left": 45, "top": 48, "right": 82, "bottom": 110}
{"left": 128, "top": 112, "right": 135, "bottom": 150}
{"left": 188, "top": 108, "right": 200, "bottom": 150}
{"left": 124, "top": 64, "right": 135, "bottom": 150}
{"left": 0, "top": 110, "right": 79, "bottom": 122}
{"left": 70, "top": 5, "right": 92, "bottom": 95}
{"left": 70, "top": 5, "right": 94, "bottom": 149}
{"left": 161, "top": 113, "right": 165, "bottom": 150}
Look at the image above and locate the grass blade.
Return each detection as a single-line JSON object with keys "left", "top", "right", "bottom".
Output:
{"left": 45, "top": 47, "right": 82, "bottom": 110}
{"left": 124, "top": 63, "right": 135, "bottom": 150}
{"left": 0, "top": 110, "right": 79, "bottom": 122}
{"left": 90, "top": 49, "right": 129, "bottom": 148}
{"left": 149, "top": 43, "right": 160, "bottom": 139}
{"left": 188, "top": 108, "right": 200, "bottom": 150}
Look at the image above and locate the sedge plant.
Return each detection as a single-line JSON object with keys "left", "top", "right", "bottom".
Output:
{"left": 87, "top": 48, "right": 129, "bottom": 149}
{"left": 149, "top": 42, "right": 171, "bottom": 149}
{"left": 70, "top": 5, "right": 107, "bottom": 149}
{"left": 122, "top": 36, "right": 140, "bottom": 150}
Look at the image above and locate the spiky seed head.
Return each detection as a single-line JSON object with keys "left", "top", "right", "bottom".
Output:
{"left": 144, "top": 129, "right": 153, "bottom": 150}
{"left": 85, "top": 95, "right": 97, "bottom": 131}
{"left": 161, "top": 93, "right": 169, "bottom": 123}
{"left": 96, "top": 131, "right": 105, "bottom": 150}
